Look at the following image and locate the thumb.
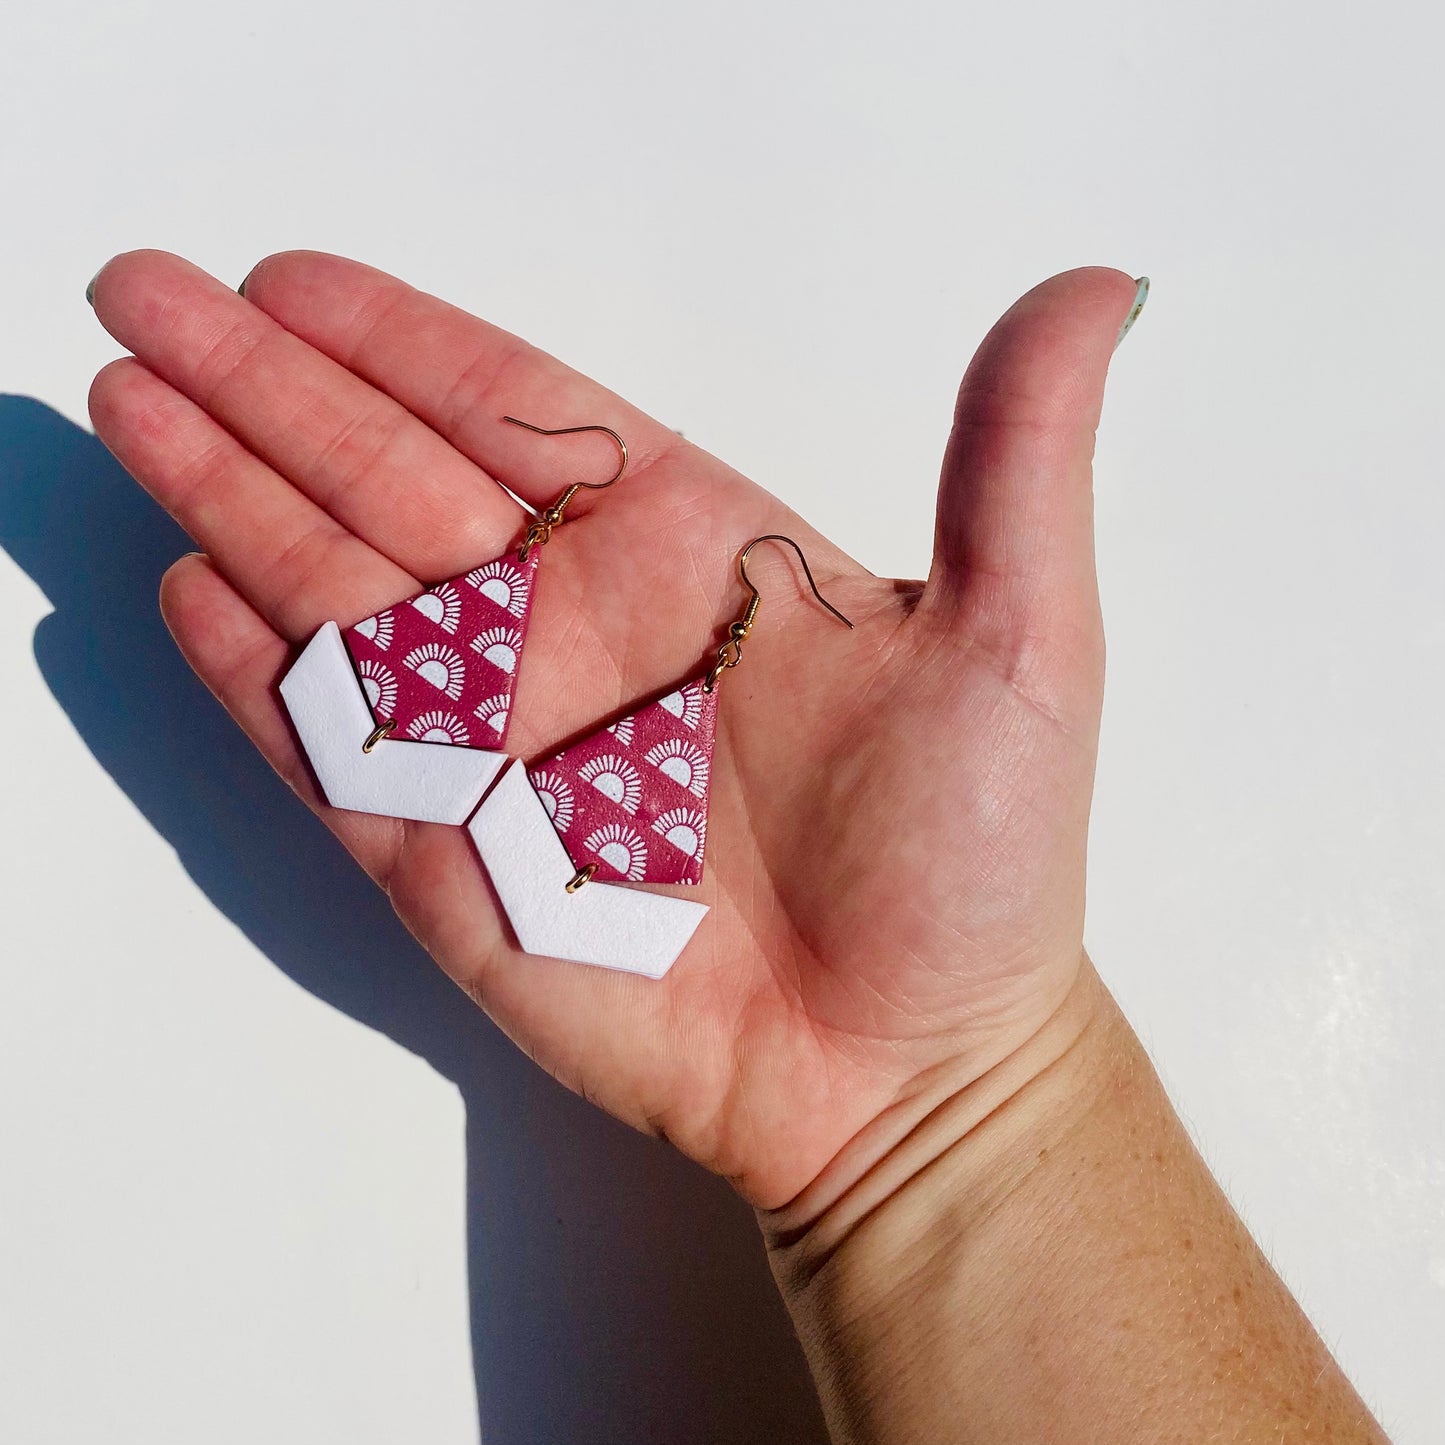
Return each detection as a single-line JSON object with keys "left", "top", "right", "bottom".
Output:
{"left": 924, "top": 268, "right": 1146, "bottom": 671}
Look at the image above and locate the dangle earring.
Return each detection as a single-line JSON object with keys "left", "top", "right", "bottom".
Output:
{"left": 468, "top": 534, "right": 854, "bottom": 978}
{"left": 279, "top": 417, "right": 627, "bottom": 824}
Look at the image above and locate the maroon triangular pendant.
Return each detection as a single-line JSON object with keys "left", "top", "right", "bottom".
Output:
{"left": 342, "top": 548, "right": 541, "bottom": 751}
{"left": 527, "top": 678, "right": 718, "bottom": 886}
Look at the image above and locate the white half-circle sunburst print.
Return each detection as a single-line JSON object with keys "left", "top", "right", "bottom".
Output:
{"left": 529, "top": 669, "right": 719, "bottom": 887}
{"left": 652, "top": 807, "right": 706, "bottom": 859}
{"left": 341, "top": 544, "right": 538, "bottom": 753}
{"left": 583, "top": 823, "right": 649, "bottom": 882}
{"left": 643, "top": 737, "right": 710, "bottom": 797}
{"left": 406, "top": 709, "right": 471, "bottom": 745}
{"left": 529, "top": 769, "right": 575, "bottom": 834}
{"left": 579, "top": 753, "right": 643, "bottom": 814}
{"left": 410, "top": 583, "right": 463, "bottom": 634}
{"left": 357, "top": 658, "right": 398, "bottom": 717}
{"left": 353, "top": 609, "right": 394, "bottom": 651}
{"left": 656, "top": 683, "right": 704, "bottom": 729}
{"left": 464, "top": 559, "right": 531, "bottom": 619}
{"left": 402, "top": 641, "right": 467, "bottom": 699}
{"left": 469, "top": 626, "right": 524, "bottom": 676}
{"left": 473, "top": 693, "right": 510, "bottom": 737}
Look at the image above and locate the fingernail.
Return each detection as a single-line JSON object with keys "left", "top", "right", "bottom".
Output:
{"left": 1115, "top": 276, "right": 1150, "bottom": 348}
{"left": 238, "top": 264, "right": 256, "bottom": 298}
{"left": 85, "top": 267, "right": 101, "bottom": 307}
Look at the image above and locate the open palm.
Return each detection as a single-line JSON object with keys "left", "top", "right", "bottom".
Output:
{"left": 89, "top": 251, "right": 1139, "bottom": 1210}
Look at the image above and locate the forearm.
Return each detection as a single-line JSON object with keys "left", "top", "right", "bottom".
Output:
{"left": 762, "top": 963, "right": 1388, "bottom": 1445}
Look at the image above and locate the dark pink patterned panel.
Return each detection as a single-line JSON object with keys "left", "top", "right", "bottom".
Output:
{"left": 342, "top": 547, "right": 541, "bottom": 752}
{"left": 528, "top": 678, "right": 718, "bottom": 886}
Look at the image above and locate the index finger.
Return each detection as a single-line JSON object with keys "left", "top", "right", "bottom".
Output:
{"left": 239, "top": 250, "right": 693, "bottom": 507}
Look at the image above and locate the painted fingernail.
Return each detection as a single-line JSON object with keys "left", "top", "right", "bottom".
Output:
{"left": 85, "top": 268, "right": 101, "bottom": 307}
{"left": 238, "top": 264, "right": 256, "bottom": 297}
{"left": 1115, "top": 276, "right": 1150, "bottom": 348}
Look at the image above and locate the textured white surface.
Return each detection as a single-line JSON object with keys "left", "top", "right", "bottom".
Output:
{"left": 1, "top": 2, "right": 1442, "bottom": 1442}
{"left": 469, "top": 762, "right": 708, "bottom": 977}
{"left": 280, "top": 621, "right": 505, "bottom": 824}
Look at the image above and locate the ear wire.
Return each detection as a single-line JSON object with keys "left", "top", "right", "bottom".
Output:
{"left": 501, "top": 416, "right": 629, "bottom": 560}
{"left": 704, "top": 534, "right": 854, "bottom": 692}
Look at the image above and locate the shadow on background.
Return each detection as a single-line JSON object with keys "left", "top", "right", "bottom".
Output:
{"left": 0, "top": 394, "right": 826, "bottom": 1445}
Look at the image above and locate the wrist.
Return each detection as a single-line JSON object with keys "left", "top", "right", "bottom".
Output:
{"left": 760, "top": 956, "right": 1114, "bottom": 1289}
{"left": 758, "top": 961, "right": 1119, "bottom": 1440}
{"left": 758, "top": 964, "right": 1388, "bottom": 1445}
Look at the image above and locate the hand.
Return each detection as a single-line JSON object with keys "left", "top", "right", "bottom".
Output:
{"left": 88, "top": 251, "right": 1140, "bottom": 1212}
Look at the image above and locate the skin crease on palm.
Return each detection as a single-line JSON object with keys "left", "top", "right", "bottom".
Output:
{"left": 86, "top": 250, "right": 1139, "bottom": 1218}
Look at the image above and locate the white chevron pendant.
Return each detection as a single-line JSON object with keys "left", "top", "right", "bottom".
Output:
{"left": 468, "top": 761, "right": 708, "bottom": 978}
{"left": 280, "top": 622, "right": 506, "bottom": 824}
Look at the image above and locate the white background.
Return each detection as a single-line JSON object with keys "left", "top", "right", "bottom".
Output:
{"left": 2, "top": 1, "right": 1442, "bottom": 1440}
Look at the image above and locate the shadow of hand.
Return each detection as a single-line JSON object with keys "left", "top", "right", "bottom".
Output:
{"left": 0, "top": 393, "right": 825, "bottom": 1444}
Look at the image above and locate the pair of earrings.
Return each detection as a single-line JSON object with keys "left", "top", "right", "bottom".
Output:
{"left": 279, "top": 417, "right": 852, "bottom": 977}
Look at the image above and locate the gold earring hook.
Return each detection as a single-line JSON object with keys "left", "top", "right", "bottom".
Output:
{"left": 704, "top": 534, "right": 854, "bottom": 692}
{"left": 502, "top": 416, "right": 629, "bottom": 561}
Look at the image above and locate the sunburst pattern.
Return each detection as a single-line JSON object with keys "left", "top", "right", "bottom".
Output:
{"left": 472, "top": 693, "right": 510, "bottom": 737}
{"left": 410, "top": 582, "right": 462, "bottom": 634}
{"left": 579, "top": 753, "right": 643, "bottom": 814}
{"left": 406, "top": 710, "right": 470, "bottom": 745}
{"left": 651, "top": 807, "right": 706, "bottom": 859}
{"left": 352, "top": 609, "right": 394, "bottom": 651}
{"left": 656, "top": 682, "right": 704, "bottom": 729}
{"left": 469, "top": 626, "right": 524, "bottom": 676}
{"left": 402, "top": 641, "right": 467, "bottom": 700}
{"left": 357, "top": 658, "right": 398, "bottom": 717}
{"left": 583, "top": 822, "right": 649, "bottom": 882}
{"left": 464, "top": 559, "right": 531, "bottom": 618}
{"left": 530, "top": 769, "right": 575, "bottom": 834}
{"left": 342, "top": 544, "right": 539, "bottom": 752}
{"left": 643, "top": 737, "right": 710, "bottom": 798}
{"left": 528, "top": 671, "right": 719, "bottom": 886}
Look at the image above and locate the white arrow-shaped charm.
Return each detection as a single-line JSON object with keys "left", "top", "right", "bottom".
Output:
{"left": 468, "top": 761, "right": 708, "bottom": 978}
{"left": 280, "top": 622, "right": 506, "bottom": 824}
